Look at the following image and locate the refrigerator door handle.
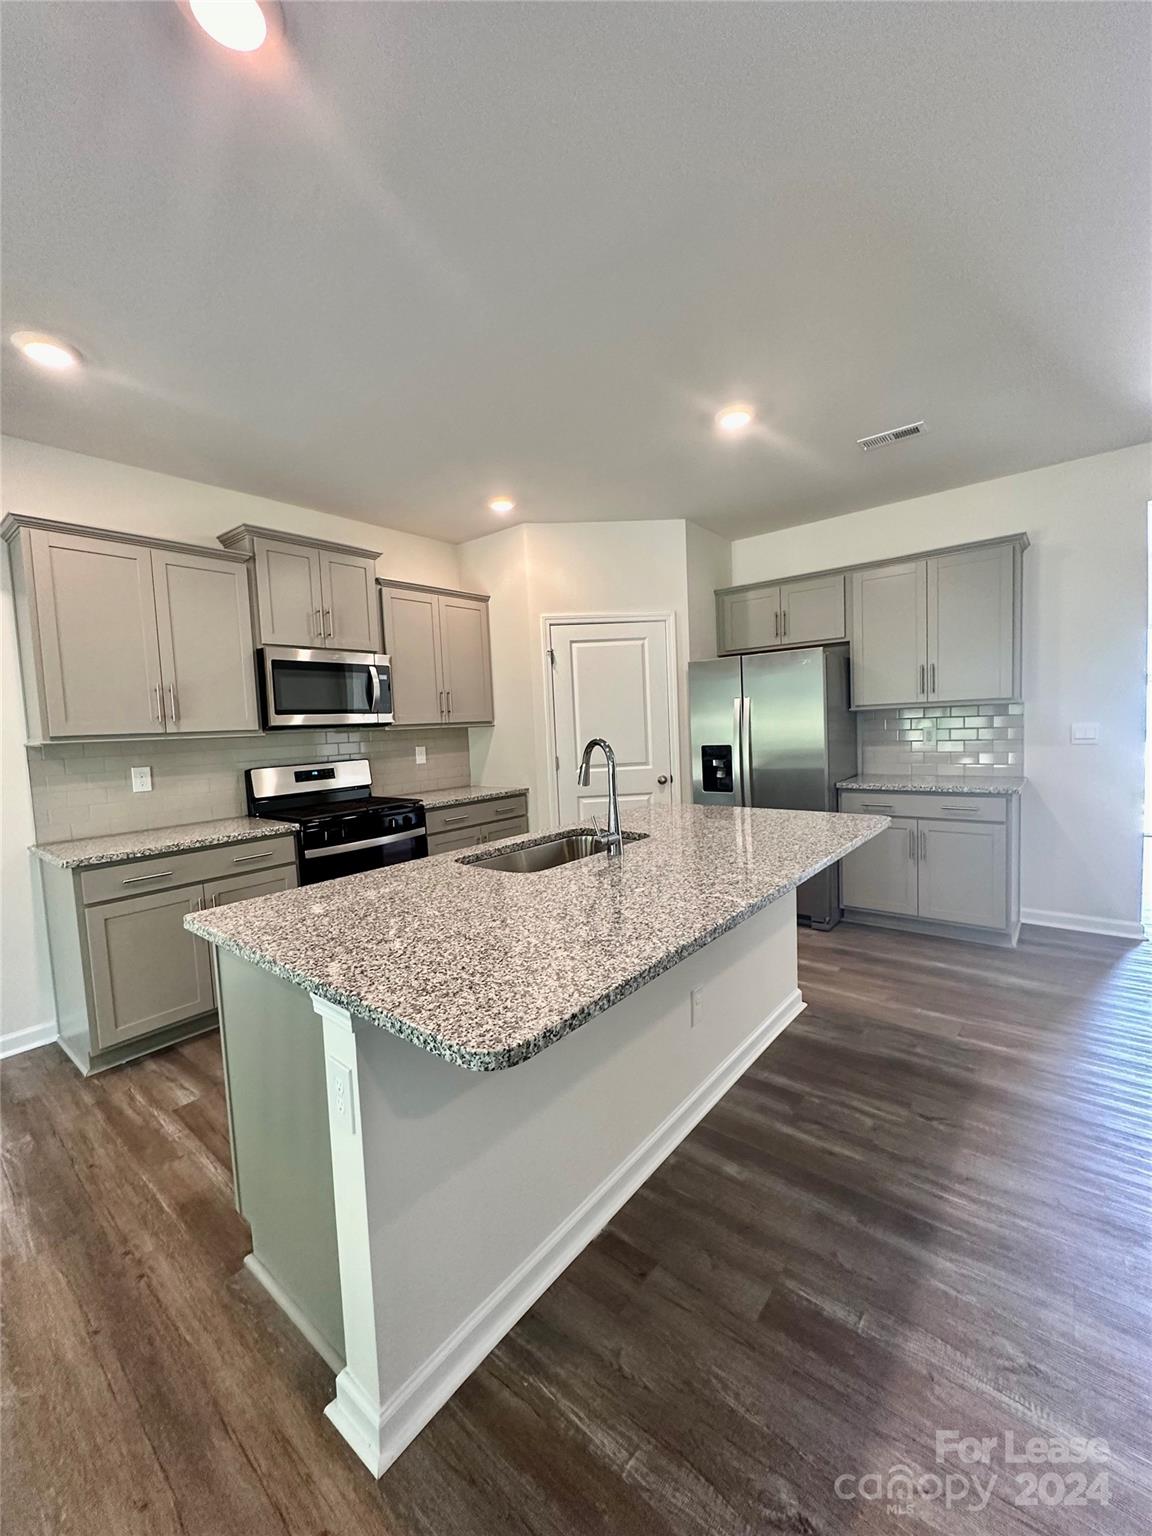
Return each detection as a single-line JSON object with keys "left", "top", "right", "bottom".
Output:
{"left": 732, "top": 696, "right": 744, "bottom": 803}
{"left": 741, "top": 695, "right": 753, "bottom": 806}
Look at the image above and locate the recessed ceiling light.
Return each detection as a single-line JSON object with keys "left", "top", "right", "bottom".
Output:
{"left": 10, "top": 331, "right": 82, "bottom": 372}
{"left": 715, "top": 403, "right": 755, "bottom": 434}
{"left": 487, "top": 496, "right": 516, "bottom": 515}
{"left": 188, "top": 0, "right": 269, "bottom": 52}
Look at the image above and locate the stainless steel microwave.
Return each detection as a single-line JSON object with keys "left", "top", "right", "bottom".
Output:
{"left": 257, "top": 647, "right": 393, "bottom": 729}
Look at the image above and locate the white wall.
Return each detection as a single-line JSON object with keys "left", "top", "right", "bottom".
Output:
{"left": 731, "top": 444, "right": 1151, "bottom": 935}
{"left": 460, "top": 520, "right": 728, "bottom": 826}
{"left": 0, "top": 438, "right": 462, "bottom": 1045}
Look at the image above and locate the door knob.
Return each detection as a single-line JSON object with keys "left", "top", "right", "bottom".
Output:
{"left": 657, "top": 775, "right": 669, "bottom": 785}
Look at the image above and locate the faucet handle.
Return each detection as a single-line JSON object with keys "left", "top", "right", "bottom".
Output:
{"left": 590, "top": 812, "right": 604, "bottom": 845}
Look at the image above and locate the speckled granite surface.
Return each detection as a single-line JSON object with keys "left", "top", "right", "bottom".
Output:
{"left": 406, "top": 785, "right": 530, "bottom": 809}
{"left": 31, "top": 817, "right": 296, "bottom": 869}
{"left": 838, "top": 776, "right": 1026, "bottom": 796}
{"left": 186, "top": 803, "right": 887, "bottom": 1073}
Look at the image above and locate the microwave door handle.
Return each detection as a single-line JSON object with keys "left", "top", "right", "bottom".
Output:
{"left": 367, "top": 664, "right": 381, "bottom": 716}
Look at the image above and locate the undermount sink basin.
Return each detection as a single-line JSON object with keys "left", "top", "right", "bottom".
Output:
{"left": 462, "top": 830, "right": 646, "bottom": 874}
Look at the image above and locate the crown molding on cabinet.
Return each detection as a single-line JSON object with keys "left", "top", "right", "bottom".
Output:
{"left": 377, "top": 576, "right": 491, "bottom": 603}
{"left": 217, "top": 524, "right": 381, "bottom": 562}
{"left": 2, "top": 513, "right": 250, "bottom": 563}
{"left": 715, "top": 531, "right": 1030, "bottom": 599}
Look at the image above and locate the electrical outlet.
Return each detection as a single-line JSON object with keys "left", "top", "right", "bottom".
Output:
{"left": 327, "top": 1058, "right": 356, "bottom": 1135}
{"left": 130, "top": 766, "right": 152, "bottom": 793}
{"left": 415, "top": 745, "right": 427, "bottom": 765}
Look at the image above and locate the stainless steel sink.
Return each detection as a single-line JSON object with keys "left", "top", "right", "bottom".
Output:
{"left": 463, "top": 831, "right": 645, "bottom": 874}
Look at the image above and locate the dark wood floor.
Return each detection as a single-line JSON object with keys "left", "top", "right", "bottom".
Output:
{"left": 3, "top": 923, "right": 1150, "bottom": 1535}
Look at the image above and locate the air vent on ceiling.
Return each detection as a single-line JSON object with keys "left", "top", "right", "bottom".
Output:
{"left": 857, "top": 420, "right": 925, "bottom": 452}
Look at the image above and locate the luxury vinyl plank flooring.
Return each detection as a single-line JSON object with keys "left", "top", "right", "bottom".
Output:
{"left": 2, "top": 923, "right": 1149, "bottom": 1535}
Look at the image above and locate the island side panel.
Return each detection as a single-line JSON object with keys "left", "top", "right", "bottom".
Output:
{"left": 334, "top": 892, "right": 801, "bottom": 1475}
{"left": 215, "top": 950, "right": 345, "bottom": 1368}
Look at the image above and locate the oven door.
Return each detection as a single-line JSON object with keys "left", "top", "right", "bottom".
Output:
{"left": 259, "top": 648, "right": 393, "bottom": 728}
{"left": 300, "top": 829, "right": 428, "bottom": 884}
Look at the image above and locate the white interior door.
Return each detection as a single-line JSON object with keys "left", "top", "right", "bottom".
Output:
{"left": 550, "top": 619, "right": 676, "bottom": 823}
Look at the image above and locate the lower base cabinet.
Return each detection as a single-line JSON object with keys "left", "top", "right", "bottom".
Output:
{"left": 839, "top": 790, "right": 1018, "bottom": 943}
{"left": 425, "top": 794, "right": 529, "bottom": 856}
{"left": 40, "top": 836, "right": 298, "bottom": 1075}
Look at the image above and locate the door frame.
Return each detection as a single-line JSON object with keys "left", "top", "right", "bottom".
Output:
{"left": 540, "top": 612, "right": 682, "bottom": 827}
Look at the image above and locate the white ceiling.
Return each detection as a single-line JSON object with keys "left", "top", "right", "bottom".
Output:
{"left": 2, "top": 2, "right": 1148, "bottom": 543}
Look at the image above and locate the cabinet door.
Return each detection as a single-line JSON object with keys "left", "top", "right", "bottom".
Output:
{"left": 917, "top": 820, "right": 1007, "bottom": 929}
{"left": 840, "top": 817, "right": 919, "bottom": 915}
{"left": 780, "top": 574, "right": 846, "bottom": 646}
{"left": 718, "top": 586, "right": 780, "bottom": 652}
{"left": 926, "top": 544, "right": 1016, "bottom": 703}
{"left": 439, "top": 594, "right": 494, "bottom": 724}
{"left": 29, "top": 528, "right": 164, "bottom": 737}
{"left": 849, "top": 560, "right": 928, "bottom": 708}
{"left": 84, "top": 886, "right": 215, "bottom": 1050}
{"left": 205, "top": 866, "right": 298, "bottom": 908}
{"left": 427, "top": 827, "right": 485, "bottom": 856}
{"left": 252, "top": 538, "right": 324, "bottom": 647}
{"left": 151, "top": 550, "right": 259, "bottom": 733}
{"left": 381, "top": 586, "right": 445, "bottom": 725}
{"left": 319, "top": 551, "right": 380, "bottom": 652}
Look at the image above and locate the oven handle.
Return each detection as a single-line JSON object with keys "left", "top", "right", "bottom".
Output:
{"left": 303, "top": 830, "right": 425, "bottom": 860}
{"left": 368, "top": 664, "right": 381, "bottom": 715}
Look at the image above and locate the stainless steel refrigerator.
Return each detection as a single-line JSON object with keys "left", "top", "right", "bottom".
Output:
{"left": 689, "top": 645, "right": 857, "bottom": 928}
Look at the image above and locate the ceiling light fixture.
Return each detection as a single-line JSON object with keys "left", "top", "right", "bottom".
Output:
{"left": 715, "top": 403, "right": 755, "bottom": 435}
{"left": 487, "top": 496, "right": 516, "bottom": 515}
{"left": 10, "top": 331, "right": 82, "bottom": 372}
{"left": 188, "top": 0, "right": 269, "bottom": 52}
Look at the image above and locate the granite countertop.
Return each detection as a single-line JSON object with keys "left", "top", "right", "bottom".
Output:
{"left": 406, "top": 785, "right": 530, "bottom": 809}
{"left": 31, "top": 816, "right": 296, "bottom": 870}
{"left": 186, "top": 803, "right": 887, "bottom": 1074}
{"left": 838, "top": 776, "right": 1026, "bottom": 796}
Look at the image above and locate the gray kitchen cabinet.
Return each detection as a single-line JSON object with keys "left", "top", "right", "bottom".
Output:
{"left": 424, "top": 794, "right": 529, "bottom": 854}
{"left": 84, "top": 885, "right": 216, "bottom": 1051}
{"left": 380, "top": 585, "right": 445, "bottom": 725}
{"left": 839, "top": 816, "right": 919, "bottom": 916}
{"left": 849, "top": 559, "right": 929, "bottom": 708}
{"left": 718, "top": 585, "right": 780, "bottom": 652}
{"left": 379, "top": 580, "right": 494, "bottom": 726}
{"left": 3, "top": 515, "right": 259, "bottom": 742}
{"left": 22, "top": 526, "right": 166, "bottom": 737}
{"left": 151, "top": 549, "right": 260, "bottom": 734}
{"left": 779, "top": 574, "right": 846, "bottom": 646}
{"left": 916, "top": 819, "right": 1007, "bottom": 930}
{"left": 926, "top": 543, "right": 1019, "bottom": 704}
{"left": 38, "top": 836, "right": 299, "bottom": 1075}
{"left": 219, "top": 525, "right": 382, "bottom": 651}
{"left": 839, "top": 789, "right": 1018, "bottom": 943}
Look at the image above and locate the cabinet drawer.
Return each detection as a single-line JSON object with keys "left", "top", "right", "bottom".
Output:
{"left": 79, "top": 837, "right": 297, "bottom": 904}
{"left": 479, "top": 816, "right": 529, "bottom": 843}
{"left": 839, "top": 791, "right": 1007, "bottom": 824}
{"left": 425, "top": 796, "right": 526, "bottom": 836}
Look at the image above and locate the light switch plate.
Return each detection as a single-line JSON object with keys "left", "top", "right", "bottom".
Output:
{"left": 130, "top": 766, "right": 152, "bottom": 792}
{"left": 1070, "top": 723, "right": 1100, "bottom": 744}
{"left": 415, "top": 745, "right": 427, "bottom": 765}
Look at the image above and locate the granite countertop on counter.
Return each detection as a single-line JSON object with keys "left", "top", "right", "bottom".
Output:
{"left": 405, "top": 785, "right": 530, "bottom": 810}
{"left": 838, "top": 776, "right": 1026, "bottom": 796}
{"left": 31, "top": 816, "right": 296, "bottom": 870}
{"left": 186, "top": 803, "right": 887, "bottom": 1073}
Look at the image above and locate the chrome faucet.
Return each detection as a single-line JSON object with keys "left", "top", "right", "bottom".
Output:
{"left": 577, "top": 737, "right": 623, "bottom": 859}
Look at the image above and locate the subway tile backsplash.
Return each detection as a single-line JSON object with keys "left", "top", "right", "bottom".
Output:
{"left": 27, "top": 729, "right": 472, "bottom": 842}
{"left": 857, "top": 703, "right": 1024, "bottom": 779}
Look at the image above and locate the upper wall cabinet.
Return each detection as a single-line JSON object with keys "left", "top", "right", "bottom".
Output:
{"left": 717, "top": 574, "right": 845, "bottom": 654}
{"left": 379, "top": 581, "right": 494, "bottom": 726}
{"left": 218, "top": 525, "right": 381, "bottom": 652}
{"left": 851, "top": 542, "right": 1022, "bottom": 708}
{"left": 3, "top": 516, "right": 259, "bottom": 742}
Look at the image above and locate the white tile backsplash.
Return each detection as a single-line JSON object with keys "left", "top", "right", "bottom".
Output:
{"left": 857, "top": 703, "right": 1024, "bottom": 779}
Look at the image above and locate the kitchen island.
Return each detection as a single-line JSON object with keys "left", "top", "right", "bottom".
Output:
{"left": 186, "top": 802, "right": 886, "bottom": 1475}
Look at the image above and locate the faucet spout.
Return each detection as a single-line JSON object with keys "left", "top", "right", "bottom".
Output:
{"left": 577, "top": 737, "right": 623, "bottom": 858}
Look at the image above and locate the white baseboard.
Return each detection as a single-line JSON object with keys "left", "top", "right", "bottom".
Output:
{"left": 1021, "top": 909, "right": 1147, "bottom": 941}
{"left": 345, "top": 986, "right": 805, "bottom": 1478}
{"left": 0, "top": 1020, "right": 58, "bottom": 1060}
{"left": 243, "top": 1254, "right": 345, "bottom": 1375}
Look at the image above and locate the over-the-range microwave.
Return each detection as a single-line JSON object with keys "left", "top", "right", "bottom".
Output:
{"left": 257, "top": 646, "right": 394, "bottom": 729}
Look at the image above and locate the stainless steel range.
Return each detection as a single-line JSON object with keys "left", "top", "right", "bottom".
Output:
{"left": 246, "top": 758, "right": 426, "bottom": 884}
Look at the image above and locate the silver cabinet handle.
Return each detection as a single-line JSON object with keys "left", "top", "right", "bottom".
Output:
{"left": 324, "top": 608, "right": 333, "bottom": 637}
{"left": 908, "top": 827, "right": 916, "bottom": 861}
{"left": 859, "top": 803, "right": 893, "bottom": 813}
{"left": 121, "top": 869, "right": 174, "bottom": 885}
{"left": 446, "top": 689, "right": 452, "bottom": 717}
{"left": 314, "top": 607, "right": 323, "bottom": 638}
{"left": 920, "top": 829, "right": 927, "bottom": 861}
{"left": 166, "top": 683, "right": 178, "bottom": 723}
{"left": 782, "top": 609, "right": 788, "bottom": 638}
{"left": 940, "top": 806, "right": 979, "bottom": 817}
{"left": 929, "top": 662, "right": 936, "bottom": 695}
{"left": 919, "top": 663, "right": 926, "bottom": 697}
{"left": 441, "top": 812, "right": 470, "bottom": 825}
{"left": 773, "top": 610, "right": 780, "bottom": 639}
{"left": 153, "top": 683, "right": 163, "bottom": 723}
{"left": 231, "top": 849, "right": 275, "bottom": 863}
